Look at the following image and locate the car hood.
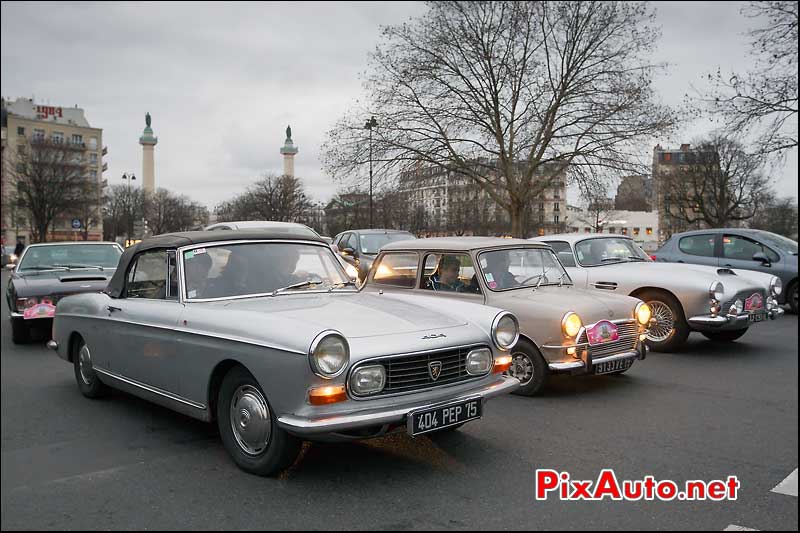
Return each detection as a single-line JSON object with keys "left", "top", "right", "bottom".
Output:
{"left": 500, "top": 285, "right": 637, "bottom": 324}
{"left": 212, "top": 291, "right": 468, "bottom": 339}
{"left": 593, "top": 261, "right": 767, "bottom": 292}
{"left": 12, "top": 270, "right": 114, "bottom": 297}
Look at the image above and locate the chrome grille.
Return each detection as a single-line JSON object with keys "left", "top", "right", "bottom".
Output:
{"left": 350, "top": 345, "right": 486, "bottom": 398}
{"left": 577, "top": 320, "right": 639, "bottom": 359}
{"left": 722, "top": 289, "right": 767, "bottom": 312}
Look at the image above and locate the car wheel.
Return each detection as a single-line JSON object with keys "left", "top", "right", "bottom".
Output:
{"left": 508, "top": 338, "right": 548, "bottom": 396}
{"left": 11, "top": 318, "right": 30, "bottom": 344}
{"left": 639, "top": 290, "right": 689, "bottom": 353}
{"left": 73, "top": 336, "right": 109, "bottom": 398}
{"left": 217, "top": 366, "right": 301, "bottom": 477}
{"left": 701, "top": 328, "right": 749, "bottom": 342}
{"left": 787, "top": 281, "right": 798, "bottom": 314}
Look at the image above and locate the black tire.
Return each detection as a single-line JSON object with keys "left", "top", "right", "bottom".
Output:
{"left": 508, "top": 338, "right": 548, "bottom": 396}
{"left": 638, "top": 290, "right": 690, "bottom": 353}
{"left": 73, "top": 335, "right": 109, "bottom": 398}
{"left": 701, "top": 328, "right": 749, "bottom": 342}
{"left": 217, "top": 366, "right": 301, "bottom": 477}
{"left": 11, "top": 318, "right": 30, "bottom": 344}
{"left": 787, "top": 281, "right": 798, "bottom": 314}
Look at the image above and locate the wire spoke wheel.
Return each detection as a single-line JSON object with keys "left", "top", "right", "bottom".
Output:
{"left": 647, "top": 300, "right": 675, "bottom": 343}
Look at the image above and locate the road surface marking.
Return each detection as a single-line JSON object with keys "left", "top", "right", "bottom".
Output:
{"left": 771, "top": 468, "right": 798, "bottom": 497}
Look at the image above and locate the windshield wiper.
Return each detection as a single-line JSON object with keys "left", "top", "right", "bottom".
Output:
{"left": 626, "top": 256, "right": 647, "bottom": 262}
{"left": 329, "top": 280, "right": 358, "bottom": 290}
{"left": 54, "top": 263, "right": 106, "bottom": 271}
{"left": 600, "top": 257, "right": 626, "bottom": 263}
{"left": 23, "top": 265, "right": 69, "bottom": 271}
{"left": 557, "top": 270, "right": 572, "bottom": 286}
{"left": 271, "top": 280, "right": 324, "bottom": 296}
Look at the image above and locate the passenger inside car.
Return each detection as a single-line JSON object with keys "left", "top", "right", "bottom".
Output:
{"left": 479, "top": 252, "right": 519, "bottom": 290}
{"left": 185, "top": 252, "right": 212, "bottom": 298}
{"left": 427, "top": 255, "right": 465, "bottom": 292}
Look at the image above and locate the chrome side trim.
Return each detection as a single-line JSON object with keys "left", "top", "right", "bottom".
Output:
{"left": 94, "top": 367, "right": 207, "bottom": 411}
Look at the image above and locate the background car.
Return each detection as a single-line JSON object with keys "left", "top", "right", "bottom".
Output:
{"left": 534, "top": 234, "right": 784, "bottom": 352}
{"left": 653, "top": 228, "right": 798, "bottom": 314}
{"left": 48, "top": 229, "right": 520, "bottom": 476}
{"left": 333, "top": 229, "right": 417, "bottom": 282}
{"left": 6, "top": 241, "right": 124, "bottom": 344}
{"left": 2, "top": 245, "right": 18, "bottom": 269}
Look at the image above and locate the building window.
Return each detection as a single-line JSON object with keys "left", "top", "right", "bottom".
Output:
{"left": 584, "top": 227, "right": 591, "bottom": 233}
{"left": 52, "top": 131, "right": 64, "bottom": 143}
{"left": 539, "top": 214, "right": 545, "bottom": 223}
{"left": 621, "top": 228, "right": 628, "bottom": 235}
{"left": 89, "top": 153, "right": 98, "bottom": 165}
{"left": 554, "top": 215, "right": 559, "bottom": 224}
{"left": 554, "top": 192, "right": 560, "bottom": 199}
{"left": 663, "top": 152, "right": 672, "bottom": 162}
{"left": 609, "top": 227, "right": 616, "bottom": 234}
{"left": 16, "top": 126, "right": 25, "bottom": 136}
{"left": 646, "top": 227, "right": 653, "bottom": 235}
{"left": 539, "top": 203, "right": 545, "bottom": 211}
{"left": 89, "top": 137, "right": 98, "bottom": 150}
{"left": 554, "top": 202, "right": 560, "bottom": 212}
{"left": 71, "top": 134, "right": 83, "bottom": 145}
{"left": 538, "top": 228, "right": 545, "bottom": 236}
{"left": 33, "top": 129, "right": 45, "bottom": 141}
{"left": 633, "top": 227, "right": 640, "bottom": 236}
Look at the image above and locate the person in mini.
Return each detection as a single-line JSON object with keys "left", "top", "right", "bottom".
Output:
{"left": 482, "top": 252, "right": 519, "bottom": 290}
{"left": 427, "top": 255, "right": 465, "bottom": 292}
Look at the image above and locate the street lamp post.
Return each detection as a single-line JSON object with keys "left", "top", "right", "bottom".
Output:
{"left": 364, "top": 116, "right": 378, "bottom": 229}
{"left": 122, "top": 173, "right": 136, "bottom": 241}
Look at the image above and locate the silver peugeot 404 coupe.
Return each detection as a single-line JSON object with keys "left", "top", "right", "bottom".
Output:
{"left": 361, "top": 237, "right": 652, "bottom": 396}
{"left": 48, "top": 229, "right": 520, "bottom": 476}
{"left": 534, "top": 234, "right": 784, "bottom": 351}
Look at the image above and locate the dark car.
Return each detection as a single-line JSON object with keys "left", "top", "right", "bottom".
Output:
{"left": 653, "top": 229, "right": 798, "bottom": 313}
{"left": 6, "top": 241, "right": 124, "bottom": 343}
{"left": 332, "top": 229, "right": 417, "bottom": 282}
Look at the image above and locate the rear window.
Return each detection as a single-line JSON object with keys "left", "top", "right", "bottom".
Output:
{"left": 679, "top": 235, "right": 716, "bottom": 257}
{"left": 372, "top": 252, "right": 419, "bottom": 288}
{"left": 544, "top": 241, "right": 576, "bottom": 268}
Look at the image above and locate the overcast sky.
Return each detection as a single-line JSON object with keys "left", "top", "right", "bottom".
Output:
{"left": 2, "top": 1, "right": 797, "bottom": 209}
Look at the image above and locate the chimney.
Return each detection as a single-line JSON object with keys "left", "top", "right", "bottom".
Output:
{"left": 680, "top": 143, "right": 691, "bottom": 151}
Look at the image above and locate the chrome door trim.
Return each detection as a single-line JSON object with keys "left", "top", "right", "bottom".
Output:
{"left": 93, "top": 367, "right": 207, "bottom": 411}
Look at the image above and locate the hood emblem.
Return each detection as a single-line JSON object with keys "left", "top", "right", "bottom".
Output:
{"left": 745, "top": 293, "right": 763, "bottom": 311}
{"left": 587, "top": 320, "right": 620, "bottom": 345}
{"left": 422, "top": 333, "right": 447, "bottom": 340}
{"left": 428, "top": 361, "right": 442, "bottom": 381}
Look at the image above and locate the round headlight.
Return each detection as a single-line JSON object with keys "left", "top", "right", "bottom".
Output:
{"left": 770, "top": 276, "right": 782, "bottom": 296}
{"left": 309, "top": 332, "right": 349, "bottom": 378}
{"left": 635, "top": 302, "right": 652, "bottom": 325}
{"left": 561, "top": 312, "right": 583, "bottom": 338}
{"left": 709, "top": 281, "right": 724, "bottom": 302}
{"left": 732, "top": 299, "right": 744, "bottom": 315}
{"left": 466, "top": 348, "right": 493, "bottom": 376}
{"left": 349, "top": 365, "right": 386, "bottom": 396}
{"left": 492, "top": 312, "right": 519, "bottom": 350}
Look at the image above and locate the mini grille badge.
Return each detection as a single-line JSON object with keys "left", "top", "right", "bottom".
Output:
{"left": 422, "top": 333, "right": 447, "bottom": 340}
{"left": 428, "top": 361, "right": 442, "bottom": 381}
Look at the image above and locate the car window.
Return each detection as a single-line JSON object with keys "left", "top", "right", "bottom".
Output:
{"left": 359, "top": 233, "right": 415, "bottom": 254}
{"left": 340, "top": 233, "right": 354, "bottom": 251}
{"left": 421, "top": 253, "right": 481, "bottom": 294}
{"left": 477, "top": 247, "right": 571, "bottom": 291}
{"left": 679, "top": 234, "right": 716, "bottom": 257}
{"left": 574, "top": 238, "right": 650, "bottom": 267}
{"left": 18, "top": 244, "right": 122, "bottom": 271}
{"left": 723, "top": 235, "right": 779, "bottom": 262}
{"left": 372, "top": 252, "right": 419, "bottom": 288}
{"left": 544, "top": 241, "right": 576, "bottom": 268}
{"left": 126, "top": 250, "right": 169, "bottom": 299}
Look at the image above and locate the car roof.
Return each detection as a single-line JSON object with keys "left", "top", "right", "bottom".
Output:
{"left": 346, "top": 229, "right": 416, "bottom": 235}
{"left": 382, "top": 236, "right": 549, "bottom": 252}
{"left": 668, "top": 228, "right": 773, "bottom": 238}
{"left": 533, "top": 233, "right": 632, "bottom": 244}
{"left": 24, "top": 241, "right": 122, "bottom": 247}
{"left": 105, "top": 229, "right": 325, "bottom": 298}
{"left": 205, "top": 220, "right": 319, "bottom": 233}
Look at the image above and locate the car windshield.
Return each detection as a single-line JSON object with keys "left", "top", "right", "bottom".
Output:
{"left": 18, "top": 244, "right": 122, "bottom": 271}
{"left": 575, "top": 238, "right": 651, "bottom": 267}
{"left": 359, "top": 233, "right": 415, "bottom": 254}
{"left": 183, "top": 242, "right": 352, "bottom": 300}
{"left": 757, "top": 232, "right": 798, "bottom": 255}
{"left": 477, "top": 248, "right": 571, "bottom": 291}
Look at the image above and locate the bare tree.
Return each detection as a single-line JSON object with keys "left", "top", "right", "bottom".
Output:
{"left": 750, "top": 194, "right": 798, "bottom": 239}
{"left": 575, "top": 182, "right": 617, "bottom": 232}
{"left": 323, "top": 1, "right": 675, "bottom": 237}
{"left": 102, "top": 184, "right": 146, "bottom": 241}
{"left": 147, "top": 188, "right": 209, "bottom": 235}
{"left": 5, "top": 137, "right": 95, "bottom": 242}
{"left": 666, "top": 134, "right": 771, "bottom": 228}
{"left": 215, "top": 174, "right": 311, "bottom": 223}
{"left": 696, "top": 1, "right": 797, "bottom": 156}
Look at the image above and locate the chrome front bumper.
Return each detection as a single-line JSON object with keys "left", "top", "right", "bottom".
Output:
{"left": 548, "top": 342, "right": 647, "bottom": 372}
{"left": 688, "top": 307, "right": 784, "bottom": 329}
{"left": 276, "top": 375, "right": 519, "bottom": 438}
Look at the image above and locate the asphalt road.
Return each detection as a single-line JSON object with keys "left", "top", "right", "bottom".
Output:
{"left": 1, "top": 270, "right": 797, "bottom": 530}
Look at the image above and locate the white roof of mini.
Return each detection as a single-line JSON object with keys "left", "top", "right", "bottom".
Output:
{"left": 382, "top": 236, "right": 549, "bottom": 252}
{"left": 531, "top": 233, "right": 633, "bottom": 245}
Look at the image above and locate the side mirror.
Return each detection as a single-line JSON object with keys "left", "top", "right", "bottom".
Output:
{"left": 342, "top": 247, "right": 355, "bottom": 256}
{"left": 752, "top": 252, "right": 771, "bottom": 266}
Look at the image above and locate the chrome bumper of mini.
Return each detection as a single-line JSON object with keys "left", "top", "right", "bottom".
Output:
{"left": 276, "top": 375, "right": 519, "bottom": 437}
{"left": 548, "top": 346, "right": 645, "bottom": 372}
{"left": 688, "top": 307, "right": 784, "bottom": 328}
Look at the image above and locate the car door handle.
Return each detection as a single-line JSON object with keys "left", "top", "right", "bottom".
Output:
{"left": 106, "top": 305, "right": 122, "bottom": 313}
{"left": 724, "top": 264, "right": 732, "bottom": 267}
{"left": 677, "top": 260, "right": 684, "bottom": 263}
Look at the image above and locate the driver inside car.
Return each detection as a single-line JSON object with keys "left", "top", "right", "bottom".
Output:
{"left": 481, "top": 252, "right": 518, "bottom": 290}
{"left": 184, "top": 252, "right": 213, "bottom": 298}
{"left": 427, "top": 255, "right": 465, "bottom": 292}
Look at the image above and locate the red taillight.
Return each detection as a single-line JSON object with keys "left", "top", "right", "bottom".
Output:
{"left": 649, "top": 255, "right": 657, "bottom": 261}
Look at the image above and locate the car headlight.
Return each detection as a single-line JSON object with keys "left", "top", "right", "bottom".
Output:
{"left": 309, "top": 331, "right": 350, "bottom": 378}
{"left": 635, "top": 302, "right": 652, "bottom": 326}
{"left": 466, "top": 348, "right": 493, "bottom": 376}
{"left": 491, "top": 312, "right": 519, "bottom": 350}
{"left": 561, "top": 311, "right": 583, "bottom": 338}
{"left": 709, "top": 281, "right": 724, "bottom": 302}
{"left": 349, "top": 365, "right": 386, "bottom": 395}
{"left": 729, "top": 299, "right": 744, "bottom": 315}
{"left": 770, "top": 276, "right": 782, "bottom": 296}
{"left": 16, "top": 297, "right": 38, "bottom": 311}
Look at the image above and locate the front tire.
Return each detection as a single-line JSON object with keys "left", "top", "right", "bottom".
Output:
{"left": 11, "top": 318, "right": 30, "bottom": 344}
{"left": 73, "top": 336, "right": 109, "bottom": 398}
{"left": 508, "top": 339, "right": 548, "bottom": 396}
{"left": 701, "top": 329, "right": 749, "bottom": 342}
{"left": 217, "top": 366, "right": 301, "bottom": 477}
{"left": 639, "top": 290, "right": 690, "bottom": 352}
{"left": 787, "top": 281, "right": 798, "bottom": 314}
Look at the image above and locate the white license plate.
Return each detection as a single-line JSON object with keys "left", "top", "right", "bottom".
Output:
{"left": 408, "top": 398, "right": 482, "bottom": 436}
{"left": 748, "top": 311, "right": 766, "bottom": 323}
{"left": 594, "top": 358, "right": 633, "bottom": 375}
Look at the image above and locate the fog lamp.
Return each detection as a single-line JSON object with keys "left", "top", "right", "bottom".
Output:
{"left": 349, "top": 365, "right": 386, "bottom": 396}
{"left": 466, "top": 348, "right": 493, "bottom": 376}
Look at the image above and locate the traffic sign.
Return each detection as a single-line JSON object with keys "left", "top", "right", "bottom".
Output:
{"left": 71, "top": 218, "right": 82, "bottom": 230}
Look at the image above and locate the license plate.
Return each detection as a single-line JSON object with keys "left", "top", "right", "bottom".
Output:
{"left": 749, "top": 311, "right": 766, "bottom": 323}
{"left": 408, "top": 398, "right": 482, "bottom": 436}
{"left": 594, "top": 358, "right": 633, "bottom": 375}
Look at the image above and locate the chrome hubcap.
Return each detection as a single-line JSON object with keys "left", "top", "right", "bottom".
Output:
{"left": 647, "top": 300, "right": 675, "bottom": 343}
{"left": 510, "top": 352, "right": 534, "bottom": 386}
{"left": 230, "top": 385, "right": 271, "bottom": 456}
{"left": 78, "top": 344, "right": 95, "bottom": 385}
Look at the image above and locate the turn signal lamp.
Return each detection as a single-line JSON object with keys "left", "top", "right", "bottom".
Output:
{"left": 493, "top": 355, "right": 513, "bottom": 374}
{"left": 308, "top": 385, "right": 347, "bottom": 405}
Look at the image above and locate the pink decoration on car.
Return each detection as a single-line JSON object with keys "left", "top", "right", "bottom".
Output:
{"left": 586, "top": 320, "right": 619, "bottom": 345}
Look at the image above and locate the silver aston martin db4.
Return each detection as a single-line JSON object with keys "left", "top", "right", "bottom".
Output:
{"left": 48, "top": 229, "right": 520, "bottom": 476}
